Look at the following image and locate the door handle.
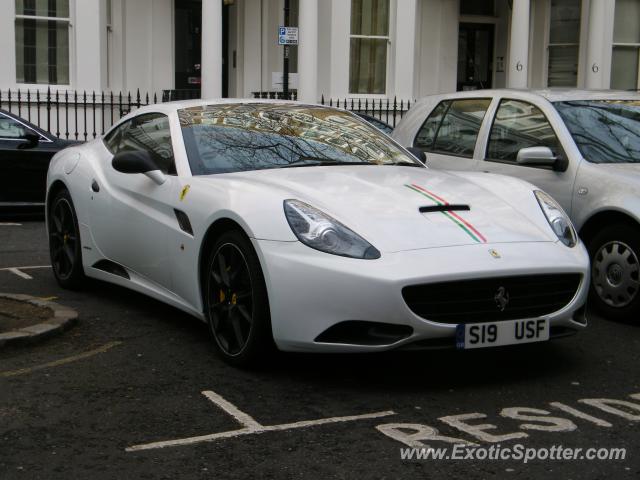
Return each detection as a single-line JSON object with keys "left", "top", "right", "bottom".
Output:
{"left": 91, "top": 180, "right": 100, "bottom": 192}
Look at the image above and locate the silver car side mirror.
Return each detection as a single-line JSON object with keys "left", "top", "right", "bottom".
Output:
{"left": 516, "top": 146, "right": 557, "bottom": 167}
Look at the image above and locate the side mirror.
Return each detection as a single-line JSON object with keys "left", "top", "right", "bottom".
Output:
{"left": 17, "top": 130, "right": 40, "bottom": 150}
{"left": 112, "top": 150, "right": 167, "bottom": 185}
{"left": 516, "top": 146, "right": 558, "bottom": 168}
{"left": 406, "top": 147, "right": 427, "bottom": 164}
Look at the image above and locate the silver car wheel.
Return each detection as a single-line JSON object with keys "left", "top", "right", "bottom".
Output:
{"left": 592, "top": 240, "right": 640, "bottom": 308}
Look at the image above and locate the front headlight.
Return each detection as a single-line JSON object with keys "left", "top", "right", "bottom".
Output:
{"left": 534, "top": 190, "right": 577, "bottom": 247}
{"left": 283, "top": 199, "right": 381, "bottom": 259}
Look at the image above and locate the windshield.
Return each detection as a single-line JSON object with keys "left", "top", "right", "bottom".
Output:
{"left": 178, "top": 103, "right": 419, "bottom": 175}
{"left": 554, "top": 100, "right": 640, "bottom": 164}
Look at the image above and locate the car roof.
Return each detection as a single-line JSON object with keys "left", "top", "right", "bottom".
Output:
{"left": 108, "top": 98, "right": 362, "bottom": 136}
{"left": 414, "top": 88, "right": 640, "bottom": 104}
{"left": 131, "top": 98, "right": 324, "bottom": 116}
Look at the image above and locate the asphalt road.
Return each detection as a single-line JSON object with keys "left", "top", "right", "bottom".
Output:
{"left": 1, "top": 221, "right": 640, "bottom": 479}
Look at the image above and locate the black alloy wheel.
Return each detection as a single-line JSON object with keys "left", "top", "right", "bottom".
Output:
{"left": 205, "top": 230, "right": 272, "bottom": 366}
{"left": 49, "top": 189, "right": 85, "bottom": 288}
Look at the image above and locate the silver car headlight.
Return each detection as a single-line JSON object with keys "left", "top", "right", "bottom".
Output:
{"left": 534, "top": 190, "right": 577, "bottom": 247}
{"left": 283, "top": 199, "right": 381, "bottom": 259}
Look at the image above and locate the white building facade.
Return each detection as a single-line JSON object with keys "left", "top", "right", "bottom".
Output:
{"left": 1, "top": 0, "right": 639, "bottom": 103}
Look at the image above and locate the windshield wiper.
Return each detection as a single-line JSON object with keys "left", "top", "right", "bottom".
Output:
{"left": 279, "top": 158, "right": 370, "bottom": 168}
{"left": 391, "top": 160, "right": 424, "bottom": 167}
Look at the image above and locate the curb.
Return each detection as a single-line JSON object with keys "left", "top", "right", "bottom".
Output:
{"left": 0, "top": 293, "right": 78, "bottom": 348}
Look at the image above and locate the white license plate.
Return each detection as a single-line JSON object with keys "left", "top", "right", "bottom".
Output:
{"left": 456, "top": 319, "right": 549, "bottom": 349}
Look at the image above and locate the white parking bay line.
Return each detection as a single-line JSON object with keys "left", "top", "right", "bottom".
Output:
{"left": 6, "top": 268, "right": 33, "bottom": 279}
{"left": 202, "top": 390, "right": 263, "bottom": 430}
{"left": 0, "top": 223, "right": 22, "bottom": 226}
{"left": 0, "top": 265, "right": 51, "bottom": 280}
{"left": 126, "top": 390, "right": 396, "bottom": 452}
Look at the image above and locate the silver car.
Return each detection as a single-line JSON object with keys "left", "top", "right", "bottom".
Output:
{"left": 393, "top": 89, "right": 640, "bottom": 321}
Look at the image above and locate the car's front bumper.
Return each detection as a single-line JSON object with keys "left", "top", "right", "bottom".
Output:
{"left": 255, "top": 239, "right": 590, "bottom": 352}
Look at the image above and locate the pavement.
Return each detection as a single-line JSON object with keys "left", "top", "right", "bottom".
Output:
{"left": 0, "top": 294, "right": 78, "bottom": 347}
{"left": 1, "top": 220, "right": 639, "bottom": 479}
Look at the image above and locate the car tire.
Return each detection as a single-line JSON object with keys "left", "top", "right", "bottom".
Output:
{"left": 48, "top": 188, "right": 85, "bottom": 289}
{"left": 204, "top": 229, "right": 273, "bottom": 367}
{"left": 587, "top": 223, "right": 640, "bottom": 322}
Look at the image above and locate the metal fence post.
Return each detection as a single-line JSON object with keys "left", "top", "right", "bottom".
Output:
{"left": 392, "top": 96, "right": 398, "bottom": 127}
{"left": 26, "top": 90, "right": 31, "bottom": 122}
{"left": 65, "top": 90, "right": 69, "bottom": 139}
{"left": 101, "top": 91, "right": 105, "bottom": 135}
{"left": 92, "top": 91, "right": 97, "bottom": 138}
{"left": 46, "top": 87, "right": 51, "bottom": 133}
{"left": 83, "top": 91, "right": 88, "bottom": 141}
{"left": 55, "top": 90, "right": 60, "bottom": 138}
{"left": 74, "top": 90, "right": 78, "bottom": 140}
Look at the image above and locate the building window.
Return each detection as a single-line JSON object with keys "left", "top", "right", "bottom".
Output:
{"left": 349, "top": 0, "right": 389, "bottom": 95}
{"left": 547, "top": 0, "right": 581, "bottom": 87}
{"left": 611, "top": 0, "right": 640, "bottom": 90}
{"left": 15, "top": 0, "right": 70, "bottom": 85}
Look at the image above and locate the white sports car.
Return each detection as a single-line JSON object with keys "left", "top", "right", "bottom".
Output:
{"left": 46, "top": 100, "right": 589, "bottom": 365}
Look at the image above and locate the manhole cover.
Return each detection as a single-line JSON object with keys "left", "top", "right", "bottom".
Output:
{"left": 0, "top": 297, "right": 53, "bottom": 333}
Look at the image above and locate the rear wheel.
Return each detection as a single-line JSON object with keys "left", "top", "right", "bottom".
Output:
{"left": 588, "top": 223, "right": 640, "bottom": 322}
{"left": 204, "top": 230, "right": 273, "bottom": 366}
{"left": 48, "top": 189, "right": 85, "bottom": 289}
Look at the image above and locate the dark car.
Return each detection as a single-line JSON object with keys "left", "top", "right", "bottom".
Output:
{"left": 354, "top": 112, "right": 393, "bottom": 135}
{"left": 0, "top": 109, "right": 80, "bottom": 212}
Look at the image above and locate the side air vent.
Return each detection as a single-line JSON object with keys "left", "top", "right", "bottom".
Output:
{"left": 174, "top": 209, "right": 194, "bottom": 235}
{"left": 92, "top": 259, "right": 130, "bottom": 279}
{"left": 419, "top": 205, "right": 470, "bottom": 213}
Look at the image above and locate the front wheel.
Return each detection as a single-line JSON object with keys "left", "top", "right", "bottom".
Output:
{"left": 204, "top": 230, "right": 273, "bottom": 367}
{"left": 588, "top": 223, "right": 640, "bottom": 322}
{"left": 48, "top": 189, "right": 85, "bottom": 289}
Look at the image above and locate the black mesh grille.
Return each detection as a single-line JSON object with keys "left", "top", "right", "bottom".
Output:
{"left": 402, "top": 274, "right": 582, "bottom": 324}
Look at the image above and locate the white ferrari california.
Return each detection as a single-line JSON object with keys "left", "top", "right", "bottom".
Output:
{"left": 46, "top": 100, "right": 589, "bottom": 365}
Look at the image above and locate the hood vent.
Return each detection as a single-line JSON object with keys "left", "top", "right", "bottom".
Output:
{"left": 419, "top": 204, "right": 470, "bottom": 213}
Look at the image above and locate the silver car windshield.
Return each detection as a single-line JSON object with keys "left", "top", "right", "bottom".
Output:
{"left": 178, "top": 103, "right": 419, "bottom": 175}
{"left": 554, "top": 100, "right": 640, "bottom": 164}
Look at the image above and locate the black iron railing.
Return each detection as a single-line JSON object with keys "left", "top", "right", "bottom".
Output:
{"left": 319, "top": 95, "right": 412, "bottom": 128}
{"left": 0, "top": 88, "right": 157, "bottom": 141}
{"left": 0, "top": 88, "right": 413, "bottom": 141}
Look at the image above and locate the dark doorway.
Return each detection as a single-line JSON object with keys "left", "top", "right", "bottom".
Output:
{"left": 457, "top": 23, "right": 494, "bottom": 91}
{"left": 174, "top": 1, "right": 202, "bottom": 97}
{"left": 172, "top": 0, "right": 230, "bottom": 100}
{"left": 222, "top": 2, "right": 229, "bottom": 98}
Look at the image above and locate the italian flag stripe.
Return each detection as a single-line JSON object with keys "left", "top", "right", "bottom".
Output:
{"left": 446, "top": 209, "right": 487, "bottom": 243}
{"left": 409, "top": 183, "right": 450, "bottom": 206}
{"left": 404, "top": 184, "right": 487, "bottom": 244}
{"left": 405, "top": 184, "right": 444, "bottom": 206}
{"left": 442, "top": 211, "right": 483, "bottom": 244}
